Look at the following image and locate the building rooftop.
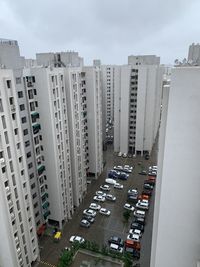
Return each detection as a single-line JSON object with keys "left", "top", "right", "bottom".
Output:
{"left": 0, "top": 38, "right": 18, "bottom": 46}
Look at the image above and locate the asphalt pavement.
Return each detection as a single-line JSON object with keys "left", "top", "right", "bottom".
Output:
{"left": 37, "top": 141, "right": 157, "bottom": 267}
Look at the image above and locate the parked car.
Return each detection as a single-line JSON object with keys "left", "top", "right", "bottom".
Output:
{"left": 99, "top": 208, "right": 111, "bottom": 216}
{"left": 124, "top": 203, "right": 135, "bottom": 211}
{"left": 130, "top": 222, "right": 144, "bottom": 232}
{"left": 127, "top": 233, "right": 140, "bottom": 242}
{"left": 122, "top": 153, "right": 127, "bottom": 158}
{"left": 142, "top": 189, "right": 152, "bottom": 196}
{"left": 108, "top": 170, "right": 120, "bottom": 179}
{"left": 113, "top": 166, "right": 123, "bottom": 171}
{"left": 138, "top": 194, "right": 150, "bottom": 201}
{"left": 136, "top": 200, "right": 149, "bottom": 210}
{"left": 144, "top": 179, "right": 155, "bottom": 186}
{"left": 132, "top": 216, "right": 145, "bottom": 226}
{"left": 83, "top": 209, "right": 96, "bottom": 217}
{"left": 114, "top": 183, "right": 123, "bottom": 189}
{"left": 125, "top": 247, "right": 140, "bottom": 260}
{"left": 105, "top": 178, "right": 117, "bottom": 185}
{"left": 118, "top": 172, "right": 129, "bottom": 180}
{"left": 134, "top": 209, "right": 146, "bottom": 219}
{"left": 93, "top": 195, "right": 105, "bottom": 202}
{"left": 95, "top": 191, "right": 106, "bottom": 197}
{"left": 109, "top": 243, "right": 123, "bottom": 253}
{"left": 144, "top": 183, "right": 154, "bottom": 190}
{"left": 118, "top": 152, "right": 122, "bottom": 157}
{"left": 106, "top": 194, "right": 116, "bottom": 202}
{"left": 124, "top": 239, "right": 141, "bottom": 251}
{"left": 129, "top": 229, "right": 142, "bottom": 238}
{"left": 82, "top": 215, "right": 95, "bottom": 223}
{"left": 108, "top": 236, "right": 124, "bottom": 247}
{"left": 138, "top": 170, "right": 147, "bottom": 175}
{"left": 128, "top": 188, "right": 138, "bottom": 195}
{"left": 145, "top": 154, "right": 150, "bottom": 160}
{"left": 124, "top": 165, "right": 134, "bottom": 171}
{"left": 89, "top": 203, "right": 101, "bottom": 210}
{"left": 100, "top": 184, "right": 111, "bottom": 191}
{"left": 80, "top": 219, "right": 90, "bottom": 228}
{"left": 69, "top": 235, "right": 85, "bottom": 244}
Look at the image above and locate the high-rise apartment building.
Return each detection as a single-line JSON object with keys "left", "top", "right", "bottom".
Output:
{"left": 64, "top": 67, "right": 87, "bottom": 206}
{"left": 128, "top": 55, "right": 160, "bottom": 65}
{"left": 188, "top": 43, "right": 200, "bottom": 65}
{"left": 114, "top": 63, "right": 164, "bottom": 155}
{"left": 0, "top": 38, "right": 24, "bottom": 69}
{"left": 83, "top": 66, "right": 103, "bottom": 177}
{"left": 0, "top": 69, "right": 40, "bottom": 267}
{"left": 27, "top": 67, "right": 74, "bottom": 228}
{"left": 151, "top": 67, "right": 200, "bottom": 267}
{"left": 36, "top": 51, "right": 83, "bottom": 68}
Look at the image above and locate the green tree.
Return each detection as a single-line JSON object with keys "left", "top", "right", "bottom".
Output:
{"left": 123, "top": 210, "right": 131, "bottom": 223}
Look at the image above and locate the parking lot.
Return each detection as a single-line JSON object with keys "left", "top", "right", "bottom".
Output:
{"left": 38, "top": 141, "right": 157, "bottom": 267}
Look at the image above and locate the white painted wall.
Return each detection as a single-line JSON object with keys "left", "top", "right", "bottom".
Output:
{"left": 151, "top": 67, "right": 200, "bottom": 267}
{"left": 119, "top": 65, "right": 131, "bottom": 154}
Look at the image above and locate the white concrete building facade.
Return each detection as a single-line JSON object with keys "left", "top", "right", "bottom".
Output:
{"left": 128, "top": 55, "right": 160, "bottom": 65}
{"left": 151, "top": 67, "right": 200, "bottom": 267}
{"left": 29, "top": 67, "right": 74, "bottom": 228}
{"left": 0, "top": 69, "right": 39, "bottom": 267}
{"left": 64, "top": 67, "right": 87, "bottom": 206}
{"left": 83, "top": 66, "right": 103, "bottom": 177}
{"left": 36, "top": 52, "right": 83, "bottom": 68}
{"left": 114, "top": 64, "right": 164, "bottom": 155}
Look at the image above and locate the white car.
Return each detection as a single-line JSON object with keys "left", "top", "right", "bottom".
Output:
{"left": 113, "top": 165, "right": 123, "bottom": 171}
{"left": 69, "top": 235, "right": 85, "bottom": 243}
{"left": 124, "top": 203, "right": 135, "bottom": 211}
{"left": 105, "top": 178, "right": 116, "bottom": 185}
{"left": 134, "top": 209, "right": 145, "bottom": 218}
{"left": 128, "top": 189, "right": 138, "bottom": 195}
{"left": 83, "top": 209, "right": 96, "bottom": 217}
{"left": 99, "top": 208, "right": 111, "bottom": 216}
{"left": 118, "top": 152, "right": 122, "bottom": 157}
{"left": 93, "top": 195, "right": 105, "bottom": 202}
{"left": 95, "top": 191, "right": 106, "bottom": 197}
{"left": 100, "top": 184, "right": 111, "bottom": 191}
{"left": 129, "top": 229, "right": 142, "bottom": 238}
{"left": 136, "top": 200, "right": 149, "bottom": 210}
{"left": 114, "top": 183, "right": 123, "bottom": 189}
{"left": 109, "top": 243, "right": 123, "bottom": 253}
{"left": 124, "top": 165, "right": 133, "bottom": 171}
{"left": 106, "top": 194, "right": 116, "bottom": 201}
{"left": 122, "top": 153, "right": 127, "bottom": 158}
{"left": 89, "top": 203, "right": 101, "bottom": 210}
{"left": 127, "top": 233, "right": 140, "bottom": 242}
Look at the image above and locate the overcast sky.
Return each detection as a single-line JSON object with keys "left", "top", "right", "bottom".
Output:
{"left": 0, "top": 0, "right": 199, "bottom": 65}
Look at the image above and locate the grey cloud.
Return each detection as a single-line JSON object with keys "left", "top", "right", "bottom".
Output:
{"left": 0, "top": 0, "right": 199, "bottom": 64}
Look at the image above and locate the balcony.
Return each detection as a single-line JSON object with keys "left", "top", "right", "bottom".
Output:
{"left": 42, "top": 201, "right": 50, "bottom": 210}
{"left": 33, "top": 123, "right": 41, "bottom": 134}
{"left": 41, "top": 192, "right": 49, "bottom": 202}
{"left": 31, "top": 112, "right": 39, "bottom": 122}
{"left": 43, "top": 210, "right": 51, "bottom": 220}
{"left": 38, "top": 165, "right": 45, "bottom": 176}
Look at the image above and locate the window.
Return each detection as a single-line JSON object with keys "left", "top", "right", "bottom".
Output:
{"left": 6, "top": 80, "right": 11, "bottom": 88}
{"left": 30, "top": 102, "right": 35, "bottom": 111}
{"left": 28, "top": 162, "right": 33, "bottom": 169}
{"left": 0, "top": 99, "right": 4, "bottom": 112}
{"left": 20, "top": 104, "right": 25, "bottom": 111}
{"left": 23, "top": 129, "right": 28, "bottom": 136}
{"left": 33, "top": 89, "right": 37, "bottom": 95}
{"left": 26, "top": 152, "right": 31, "bottom": 158}
{"left": 21, "top": 117, "right": 27, "bottom": 123}
{"left": 31, "top": 183, "right": 35, "bottom": 190}
{"left": 29, "top": 173, "right": 34, "bottom": 179}
{"left": 33, "top": 193, "right": 37, "bottom": 199}
{"left": 18, "top": 91, "right": 23, "bottom": 98}
{"left": 28, "top": 90, "right": 34, "bottom": 99}
{"left": 25, "top": 140, "right": 30, "bottom": 147}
